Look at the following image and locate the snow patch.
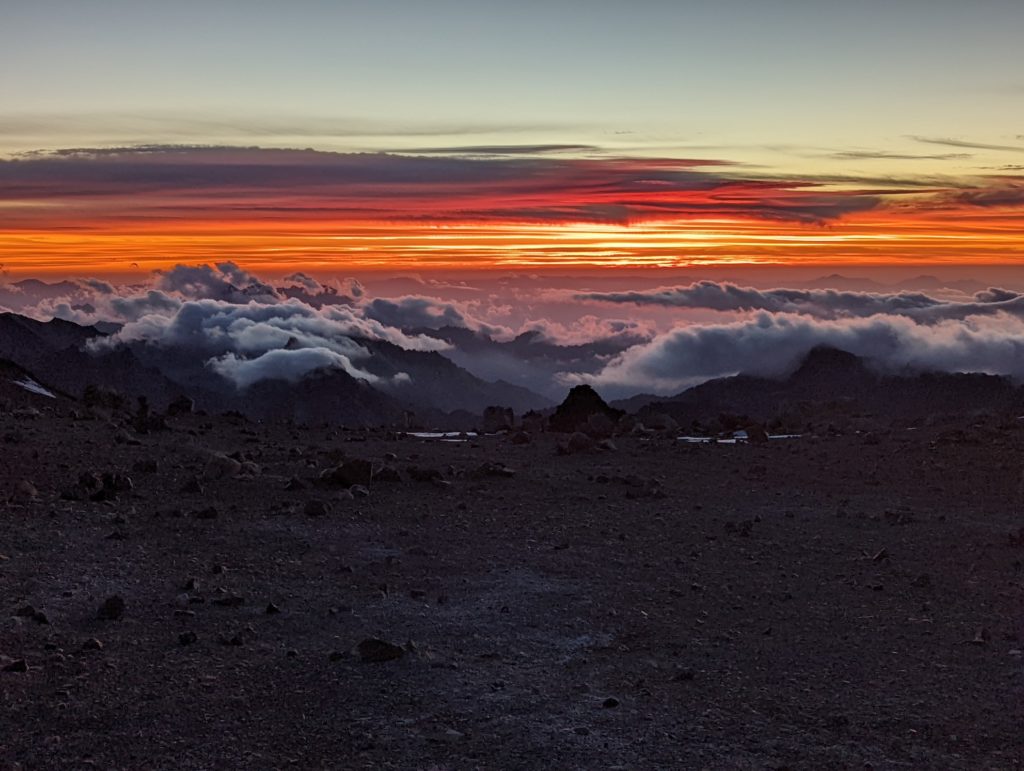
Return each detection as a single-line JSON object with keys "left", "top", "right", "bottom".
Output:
{"left": 12, "top": 378, "right": 56, "bottom": 399}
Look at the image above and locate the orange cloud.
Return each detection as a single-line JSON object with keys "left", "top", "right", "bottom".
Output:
{"left": 2, "top": 146, "right": 1024, "bottom": 275}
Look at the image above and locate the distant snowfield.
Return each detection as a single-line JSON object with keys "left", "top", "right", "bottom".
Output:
{"left": 408, "top": 431, "right": 478, "bottom": 442}
{"left": 12, "top": 378, "right": 57, "bottom": 399}
{"left": 679, "top": 432, "right": 802, "bottom": 444}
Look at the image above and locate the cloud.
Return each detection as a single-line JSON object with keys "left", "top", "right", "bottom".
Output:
{"left": 155, "top": 262, "right": 278, "bottom": 303}
{"left": 576, "top": 281, "right": 1024, "bottom": 323}
{"left": 406, "top": 144, "right": 600, "bottom": 155}
{"left": 830, "top": 150, "right": 972, "bottom": 161}
{"left": 563, "top": 311, "right": 1024, "bottom": 398}
{"left": 954, "top": 182, "right": 1024, "bottom": 208}
{"left": 0, "top": 145, "right": 888, "bottom": 227}
{"left": 911, "top": 136, "right": 1024, "bottom": 154}
{"left": 208, "top": 347, "right": 379, "bottom": 389}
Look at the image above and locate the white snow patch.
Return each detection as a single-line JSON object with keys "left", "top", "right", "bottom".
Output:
{"left": 12, "top": 378, "right": 56, "bottom": 399}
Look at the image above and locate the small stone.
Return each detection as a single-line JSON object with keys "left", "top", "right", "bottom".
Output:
{"left": 212, "top": 595, "right": 245, "bottom": 608}
{"left": 180, "top": 477, "right": 204, "bottom": 494}
{"left": 96, "top": 595, "right": 125, "bottom": 621}
{"left": 178, "top": 631, "right": 198, "bottom": 646}
{"left": 602, "top": 697, "right": 620, "bottom": 709}
{"left": 373, "top": 466, "right": 402, "bottom": 483}
{"left": 350, "top": 484, "right": 370, "bottom": 498}
{"left": 81, "top": 638, "right": 104, "bottom": 651}
{"left": 265, "top": 602, "right": 281, "bottom": 615}
{"left": 3, "top": 659, "right": 28, "bottom": 673}
{"left": 13, "top": 480, "right": 38, "bottom": 501}
{"left": 193, "top": 506, "right": 218, "bottom": 520}
{"left": 204, "top": 453, "right": 242, "bottom": 480}
{"left": 304, "top": 499, "right": 331, "bottom": 517}
{"left": 357, "top": 638, "right": 405, "bottom": 663}
{"left": 284, "top": 476, "right": 306, "bottom": 491}
{"left": 321, "top": 459, "right": 373, "bottom": 487}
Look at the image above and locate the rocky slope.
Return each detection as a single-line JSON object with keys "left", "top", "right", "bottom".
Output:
{"left": 1, "top": 385, "right": 1022, "bottom": 768}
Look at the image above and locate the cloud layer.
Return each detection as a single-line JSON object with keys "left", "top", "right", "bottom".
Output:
{"left": 8, "top": 264, "right": 1024, "bottom": 402}
{"left": 577, "top": 280, "right": 1024, "bottom": 323}
{"left": 0, "top": 145, "right": 887, "bottom": 227}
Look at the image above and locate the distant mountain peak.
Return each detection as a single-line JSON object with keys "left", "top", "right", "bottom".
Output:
{"left": 786, "top": 346, "right": 874, "bottom": 388}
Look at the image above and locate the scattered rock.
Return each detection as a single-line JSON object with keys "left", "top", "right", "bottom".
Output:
{"left": 212, "top": 594, "right": 245, "bottom": 608}
{"left": 304, "top": 499, "right": 331, "bottom": 517}
{"left": 178, "top": 631, "right": 198, "bottom": 646}
{"left": 166, "top": 395, "right": 195, "bottom": 417}
{"left": 193, "top": 506, "right": 219, "bottom": 520}
{"left": 12, "top": 480, "right": 38, "bottom": 502}
{"left": 284, "top": 476, "right": 306, "bottom": 491}
{"left": 180, "top": 477, "right": 205, "bottom": 494}
{"left": 407, "top": 465, "right": 444, "bottom": 483}
{"left": 265, "top": 602, "right": 281, "bottom": 615}
{"left": 350, "top": 484, "right": 370, "bottom": 498}
{"left": 473, "top": 461, "right": 516, "bottom": 478}
{"left": 558, "top": 432, "right": 595, "bottom": 455}
{"left": 357, "top": 638, "right": 405, "bottom": 663}
{"left": 204, "top": 453, "right": 242, "bottom": 480}
{"left": 321, "top": 459, "right": 373, "bottom": 487}
{"left": 96, "top": 595, "right": 125, "bottom": 621}
{"left": 3, "top": 658, "right": 28, "bottom": 673}
{"left": 482, "top": 405, "right": 514, "bottom": 433}
{"left": 745, "top": 423, "right": 769, "bottom": 443}
{"left": 602, "top": 697, "right": 620, "bottom": 708}
{"left": 81, "top": 638, "right": 104, "bottom": 651}
{"left": 373, "top": 465, "right": 403, "bottom": 482}
{"left": 584, "top": 412, "right": 616, "bottom": 440}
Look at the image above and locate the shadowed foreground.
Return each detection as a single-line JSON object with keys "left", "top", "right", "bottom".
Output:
{"left": 2, "top": 408, "right": 1022, "bottom": 769}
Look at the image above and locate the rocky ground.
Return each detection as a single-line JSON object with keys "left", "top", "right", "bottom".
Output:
{"left": 2, "top": 398, "right": 1024, "bottom": 769}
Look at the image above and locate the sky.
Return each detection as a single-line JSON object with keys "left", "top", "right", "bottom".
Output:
{"left": 2, "top": 0, "right": 1024, "bottom": 277}
{"left": 5, "top": 2, "right": 1024, "bottom": 399}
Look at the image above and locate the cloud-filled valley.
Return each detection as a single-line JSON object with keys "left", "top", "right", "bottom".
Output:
{"left": 6, "top": 264, "right": 1024, "bottom": 406}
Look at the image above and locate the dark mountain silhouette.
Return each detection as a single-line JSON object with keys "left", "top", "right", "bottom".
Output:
{"left": 352, "top": 337, "right": 552, "bottom": 414}
{"left": 0, "top": 313, "right": 184, "bottom": 407}
{"left": 629, "top": 345, "right": 1024, "bottom": 428}
{"left": 0, "top": 311, "right": 550, "bottom": 424}
{"left": 241, "top": 368, "right": 408, "bottom": 426}
{"left": 407, "top": 325, "right": 645, "bottom": 399}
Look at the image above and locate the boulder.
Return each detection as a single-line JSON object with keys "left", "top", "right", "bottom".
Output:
{"left": 584, "top": 412, "right": 616, "bottom": 439}
{"left": 204, "top": 453, "right": 242, "bottom": 480}
{"left": 166, "top": 395, "right": 195, "bottom": 417}
{"left": 482, "top": 406, "right": 514, "bottom": 434}
{"left": 549, "top": 385, "right": 623, "bottom": 433}
{"left": 558, "top": 432, "right": 595, "bottom": 455}
{"left": 320, "top": 459, "right": 373, "bottom": 487}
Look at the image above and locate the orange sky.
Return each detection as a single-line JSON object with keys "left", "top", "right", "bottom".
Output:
{"left": 1, "top": 146, "right": 1023, "bottom": 278}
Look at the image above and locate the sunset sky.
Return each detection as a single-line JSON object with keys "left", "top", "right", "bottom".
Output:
{"left": 2, "top": 1, "right": 1024, "bottom": 277}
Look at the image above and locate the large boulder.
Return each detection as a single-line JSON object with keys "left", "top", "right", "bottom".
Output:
{"left": 482, "top": 406, "right": 514, "bottom": 434}
{"left": 549, "top": 385, "right": 624, "bottom": 433}
{"left": 557, "top": 432, "right": 595, "bottom": 455}
{"left": 320, "top": 458, "right": 374, "bottom": 487}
